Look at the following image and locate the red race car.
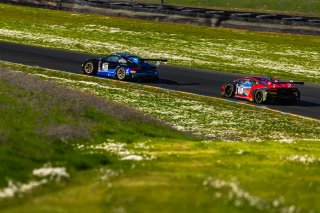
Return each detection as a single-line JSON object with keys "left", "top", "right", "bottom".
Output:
{"left": 221, "top": 76, "right": 304, "bottom": 104}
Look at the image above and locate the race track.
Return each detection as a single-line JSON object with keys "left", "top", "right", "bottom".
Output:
{"left": 1, "top": 41, "right": 319, "bottom": 120}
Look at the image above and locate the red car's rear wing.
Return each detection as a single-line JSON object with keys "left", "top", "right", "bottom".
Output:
{"left": 273, "top": 81, "right": 304, "bottom": 85}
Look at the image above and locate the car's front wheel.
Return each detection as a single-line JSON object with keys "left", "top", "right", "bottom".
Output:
{"left": 83, "top": 61, "right": 97, "bottom": 75}
{"left": 116, "top": 67, "right": 126, "bottom": 81}
{"left": 254, "top": 90, "right": 264, "bottom": 104}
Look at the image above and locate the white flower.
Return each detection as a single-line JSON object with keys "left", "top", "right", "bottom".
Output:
{"left": 286, "top": 155, "right": 318, "bottom": 164}
{"left": 204, "top": 177, "right": 295, "bottom": 212}
{"left": 33, "top": 165, "right": 70, "bottom": 180}
{"left": 0, "top": 179, "right": 47, "bottom": 199}
{"left": 121, "top": 155, "right": 144, "bottom": 161}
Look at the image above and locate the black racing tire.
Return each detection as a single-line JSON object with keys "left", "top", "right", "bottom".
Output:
{"left": 137, "top": 78, "right": 144, "bottom": 83}
{"left": 116, "top": 67, "right": 126, "bottom": 81}
{"left": 295, "top": 92, "right": 301, "bottom": 104}
{"left": 222, "top": 83, "right": 235, "bottom": 98}
{"left": 288, "top": 97, "right": 299, "bottom": 105}
{"left": 254, "top": 90, "right": 264, "bottom": 104}
{"left": 83, "top": 61, "right": 97, "bottom": 75}
{"left": 152, "top": 76, "right": 160, "bottom": 82}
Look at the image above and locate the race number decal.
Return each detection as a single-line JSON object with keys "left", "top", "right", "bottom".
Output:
{"left": 102, "top": 62, "right": 109, "bottom": 71}
{"left": 237, "top": 86, "right": 243, "bottom": 95}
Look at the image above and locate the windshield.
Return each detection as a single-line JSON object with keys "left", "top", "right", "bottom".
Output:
{"left": 257, "top": 77, "right": 277, "bottom": 85}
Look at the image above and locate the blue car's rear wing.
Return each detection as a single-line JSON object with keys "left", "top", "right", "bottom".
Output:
{"left": 141, "top": 58, "right": 168, "bottom": 62}
{"left": 141, "top": 58, "right": 168, "bottom": 66}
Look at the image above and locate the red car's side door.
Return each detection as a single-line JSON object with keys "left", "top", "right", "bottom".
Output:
{"left": 248, "top": 79, "right": 259, "bottom": 100}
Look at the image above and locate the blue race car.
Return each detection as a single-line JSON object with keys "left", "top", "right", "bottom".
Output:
{"left": 82, "top": 53, "right": 167, "bottom": 81}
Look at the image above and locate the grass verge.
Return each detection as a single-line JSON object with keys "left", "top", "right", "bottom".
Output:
{"left": 0, "top": 3, "right": 319, "bottom": 83}
{"left": 0, "top": 63, "right": 187, "bottom": 206}
{"left": 2, "top": 62, "right": 319, "bottom": 142}
{"left": 0, "top": 62, "right": 320, "bottom": 212}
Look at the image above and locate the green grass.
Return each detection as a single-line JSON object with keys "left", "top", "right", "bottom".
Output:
{"left": 2, "top": 139, "right": 320, "bottom": 213}
{"left": 0, "top": 63, "right": 320, "bottom": 212}
{"left": 1, "top": 4, "right": 320, "bottom": 212}
{"left": 136, "top": 0, "right": 320, "bottom": 16}
{"left": 1, "top": 3, "right": 320, "bottom": 83}
{"left": 3, "top": 62, "right": 319, "bottom": 142}
{"left": 0, "top": 64, "right": 187, "bottom": 201}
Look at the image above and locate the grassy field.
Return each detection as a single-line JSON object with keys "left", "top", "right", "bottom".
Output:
{"left": 0, "top": 64, "right": 186, "bottom": 206}
{"left": 1, "top": 3, "right": 320, "bottom": 212}
{"left": 4, "top": 62, "right": 320, "bottom": 142}
{"left": 0, "top": 62, "right": 320, "bottom": 212}
{"left": 1, "top": 3, "right": 320, "bottom": 84}
{"left": 0, "top": 67, "right": 111, "bottom": 186}
{"left": 135, "top": 0, "right": 320, "bottom": 16}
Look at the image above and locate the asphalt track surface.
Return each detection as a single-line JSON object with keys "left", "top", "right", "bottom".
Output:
{"left": 1, "top": 41, "right": 319, "bottom": 120}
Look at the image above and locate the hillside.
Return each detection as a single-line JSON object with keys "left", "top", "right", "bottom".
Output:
{"left": 1, "top": 62, "right": 320, "bottom": 212}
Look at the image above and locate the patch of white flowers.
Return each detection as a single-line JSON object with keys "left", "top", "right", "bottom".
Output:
{"left": 278, "top": 138, "right": 295, "bottom": 144}
{"left": 133, "top": 140, "right": 153, "bottom": 150}
{"left": 203, "top": 177, "right": 298, "bottom": 212}
{"left": 31, "top": 72, "right": 320, "bottom": 142}
{"left": 0, "top": 179, "right": 47, "bottom": 199}
{"left": 285, "top": 155, "right": 319, "bottom": 165}
{"left": 76, "top": 139, "right": 156, "bottom": 161}
{"left": 1, "top": 20, "right": 319, "bottom": 82}
{"left": 99, "top": 168, "right": 122, "bottom": 182}
{"left": 236, "top": 149, "right": 245, "bottom": 155}
{"left": 121, "top": 155, "right": 144, "bottom": 161}
{"left": 0, "top": 164, "right": 69, "bottom": 199}
{"left": 33, "top": 164, "right": 70, "bottom": 181}
{"left": 93, "top": 141, "right": 132, "bottom": 157}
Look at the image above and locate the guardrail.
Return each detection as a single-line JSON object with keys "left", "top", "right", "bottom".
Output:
{"left": 86, "top": 0, "right": 320, "bottom": 16}
{"left": 1, "top": 0, "right": 320, "bottom": 35}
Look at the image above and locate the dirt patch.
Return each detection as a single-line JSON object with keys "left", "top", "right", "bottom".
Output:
{"left": 39, "top": 123, "right": 91, "bottom": 140}
{"left": 0, "top": 67, "right": 153, "bottom": 121}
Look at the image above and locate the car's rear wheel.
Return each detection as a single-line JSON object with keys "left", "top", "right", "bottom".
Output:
{"left": 222, "top": 83, "right": 235, "bottom": 98}
{"left": 290, "top": 92, "right": 301, "bottom": 105}
{"left": 254, "top": 90, "right": 264, "bottom": 104}
{"left": 83, "top": 61, "right": 97, "bottom": 75}
{"left": 116, "top": 67, "right": 126, "bottom": 81}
